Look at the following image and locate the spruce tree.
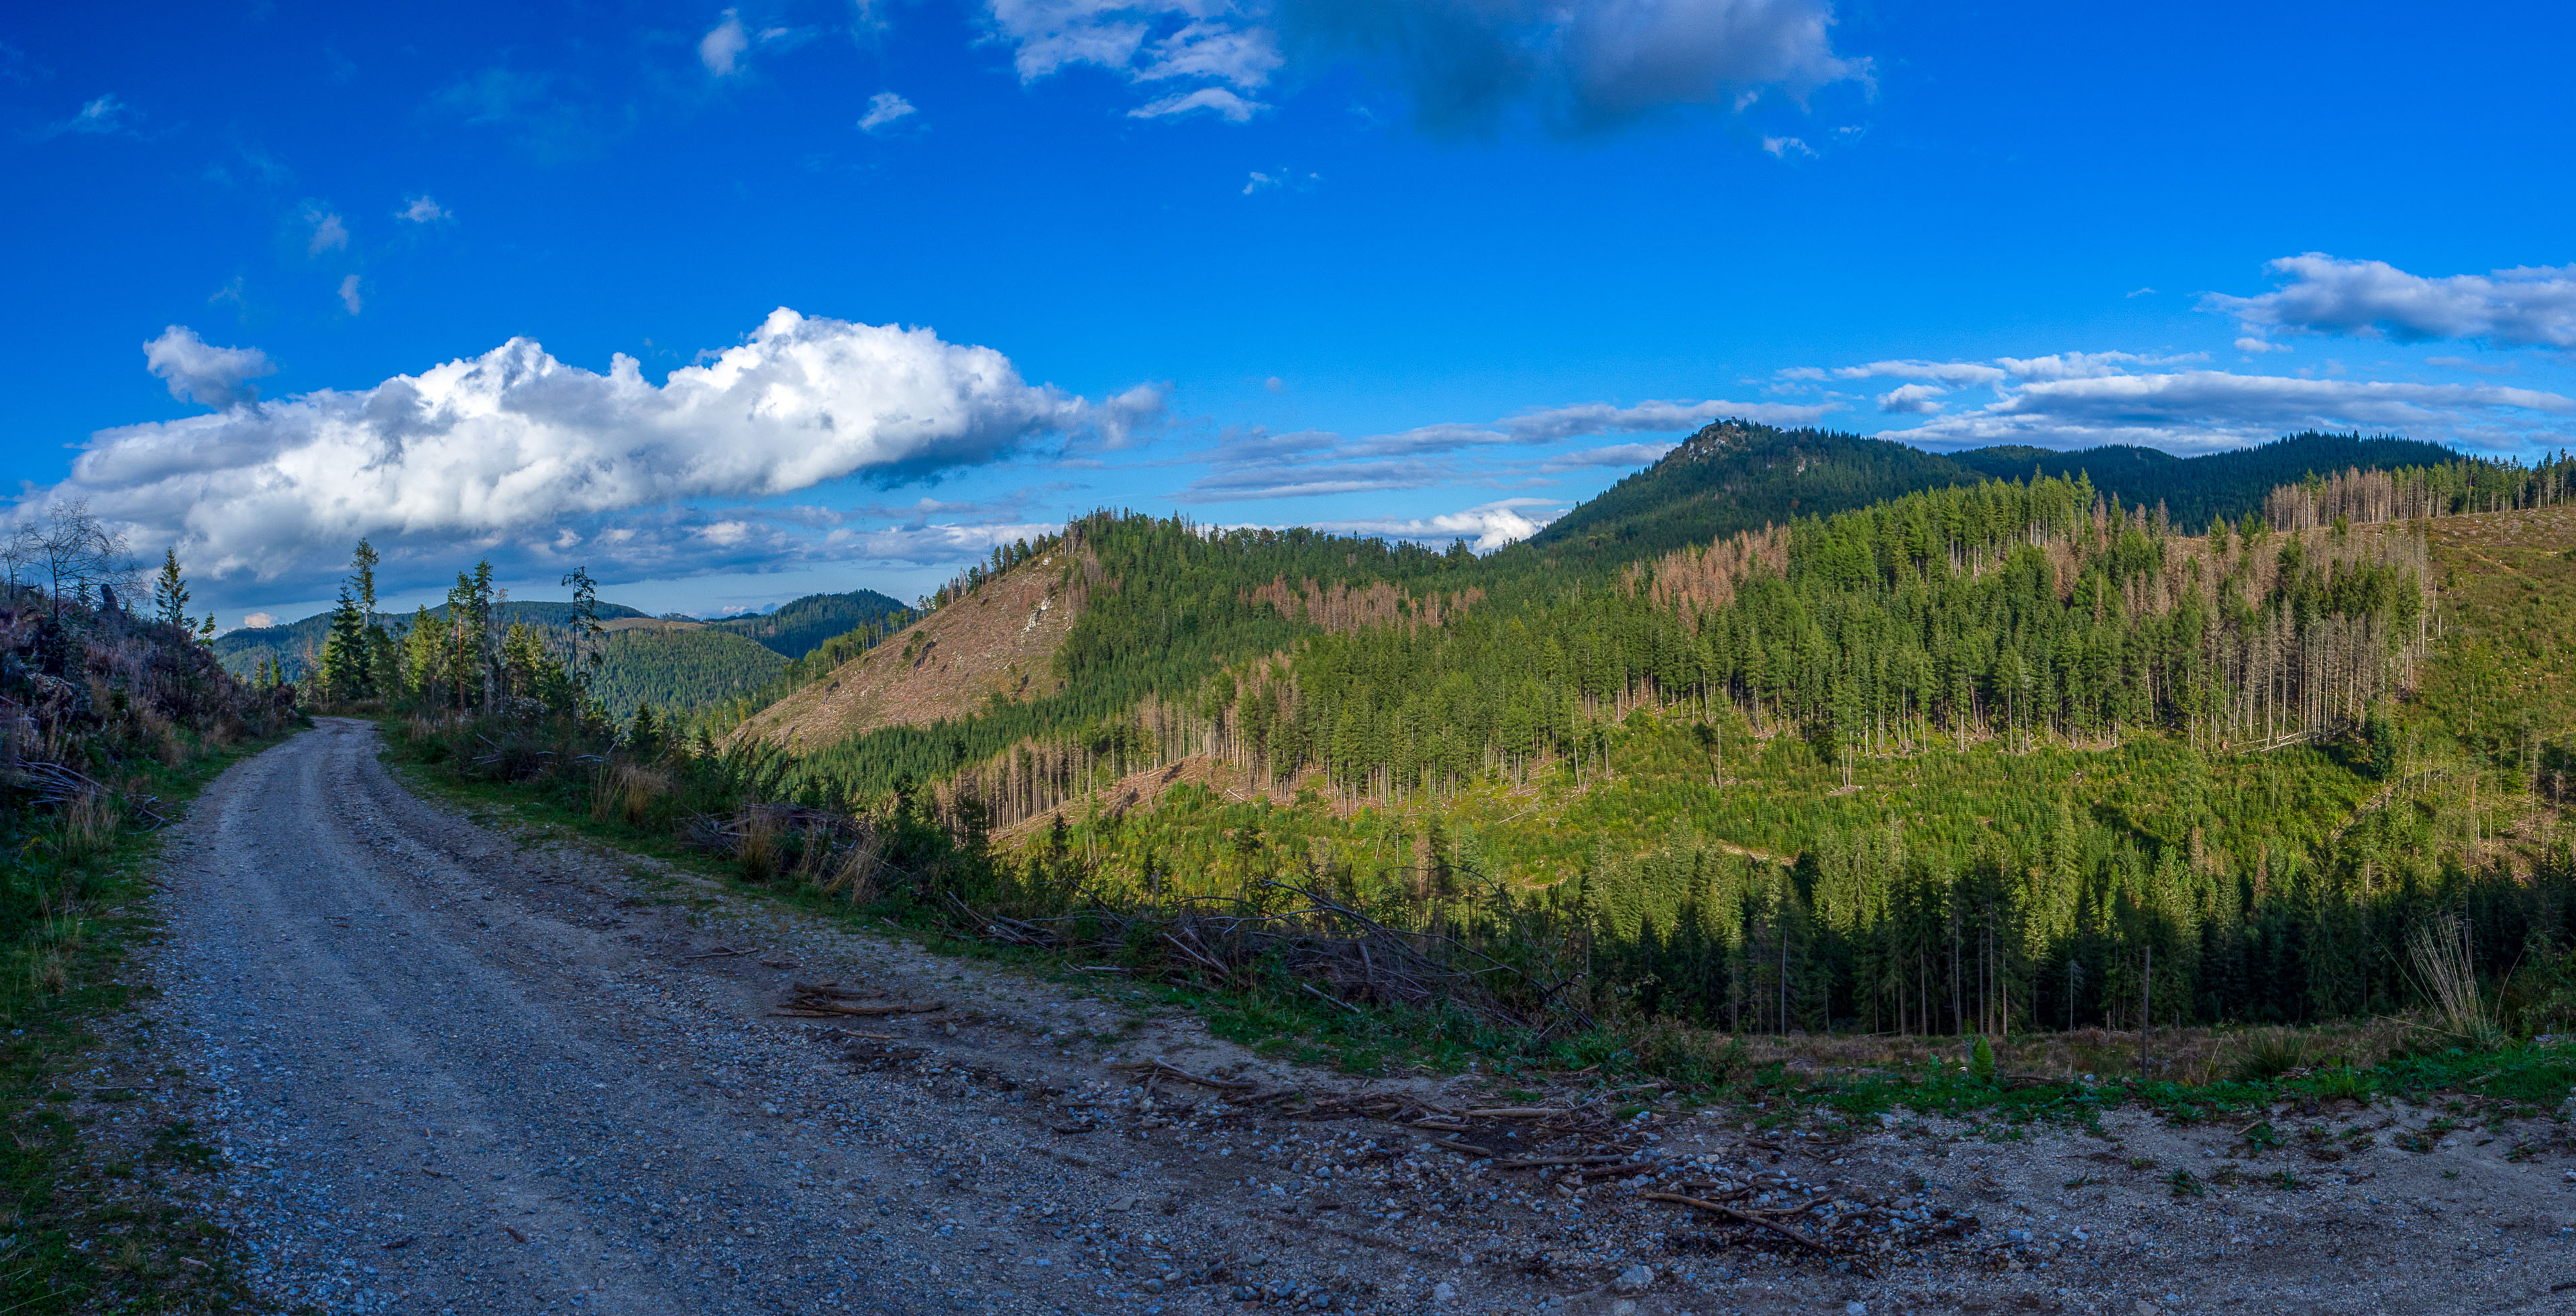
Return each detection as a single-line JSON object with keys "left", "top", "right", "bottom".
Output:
{"left": 321, "top": 586, "right": 369, "bottom": 702}
{"left": 152, "top": 548, "right": 191, "bottom": 630}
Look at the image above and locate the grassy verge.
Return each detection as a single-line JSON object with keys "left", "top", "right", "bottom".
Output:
{"left": 0, "top": 728, "right": 298, "bottom": 1315}
{"left": 377, "top": 718, "right": 2576, "bottom": 1147}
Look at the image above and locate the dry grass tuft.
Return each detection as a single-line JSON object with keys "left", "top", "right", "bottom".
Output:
{"left": 2406, "top": 912, "right": 2500, "bottom": 1047}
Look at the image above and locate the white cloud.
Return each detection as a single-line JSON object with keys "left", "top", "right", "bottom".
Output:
{"left": 50, "top": 93, "right": 135, "bottom": 137}
{"left": 1187, "top": 396, "right": 1824, "bottom": 501}
{"left": 2126, "top": 286, "right": 2156, "bottom": 298}
{"left": 2235, "top": 336, "right": 2287, "bottom": 354}
{"left": 1992, "top": 350, "right": 2206, "bottom": 381}
{"left": 1888, "top": 370, "right": 2573, "bottom": 453}
{"left": 241, "top": 612, "right": 278, "bottom": 629}
{"left": 337, "top": 275, "right": 364, "bottom": 315}
{"left": 397, "top": 195, "right": 449, "bottom": 223}
{"left": 304, "top": 205, "right": 348, "bottom": 255}
{"left": 1760, "top": 135, "right": 1813, "bottom": 158}
{"left": 1876, "top": 382, "right": 1942, "bottom": 414}
{"left": 36, "top": 309, "right": 1134, "bottom": 592}
{"left": 1776, "top": 340, "right": 2576, "bottom": 454}
{"left": 988, "top": 0, "right": 1865, "bottom": 134}
{"left": 1788, "top": 353, "right": 2208, "bottom": 390}
{"left": 1544, "top": 441, "right": 1676, "bottom": 469}
{"left": 1242, "top": 167, "right": 1318, "bottom": 195}
{"left": 1312, "top": 500, "right": 1560, "bottom": 552}
{"left": 857, "top": 91, "right": 917, "bottom": 132}
{"left": 700, "top": 11, "right": 751, "bottom": 74}
{"left": 989, "top": 1, "right": 1281, "bottom": 92}
{"left": 2204, "top": 253, "right": 2576, "bottom": 350}
{"left": 1129, "top": 87, "right": 1261, "bottom": 122}
{"left": 1491, "top": 397, "right": 1829, "bottom": 440}
{"left": 142, "top": 327, "right": 276, "bottom": 409}
{"left": 1800, "top": 359, "right": 2008, "bottom": 387}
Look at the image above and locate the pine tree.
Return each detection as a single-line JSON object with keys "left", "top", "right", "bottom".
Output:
{"left": 152, "top": 548, "right": 191, "bottom": 630}
{"left": 321, "top": 586, "right": 369, "bottom": 702}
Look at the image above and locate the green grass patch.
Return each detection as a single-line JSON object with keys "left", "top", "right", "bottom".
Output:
{"left": 0, "top": 730, "right": 292, "bottom": 1314}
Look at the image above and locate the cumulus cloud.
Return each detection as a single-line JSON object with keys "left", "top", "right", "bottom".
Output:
{"left": 1311, "top": 499, "right": 1559, "bottom": 552}
{"left": 700, "top": 11, "right": 752, "bottom": 74}
{"left": 1876, "top": 382, "right": 1941, "bottom": 413}
{"left": 2205, "top": 254, "right": 2576, "bottom": 351}
{"left": 143, "top": 327, "right": 276, "bottom": 409}
{"left": 34, "top": 309, "right": 1135, "bottom": 593}
{"left": 397, "top": 195, "right": 449, "bottom": 223}
{"left": 857, "top": 91, "right": 916, "bottom": 131}
{"left": 241, "top": 612, "right": 278, "bottom": 629}
{"left": 987, "top": 0, "right": 1865, "bottom": 134}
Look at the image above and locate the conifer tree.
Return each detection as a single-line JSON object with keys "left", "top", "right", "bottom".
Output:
{"left": 152, "top": 547, "right": 191, "bottom": 630}
{"left": 321, "top": 585, "right": 369, "bottom": 702}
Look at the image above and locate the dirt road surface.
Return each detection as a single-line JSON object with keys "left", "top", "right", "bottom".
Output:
{"left": 108, "top": 720, "right": 2576, "bottom": 1315}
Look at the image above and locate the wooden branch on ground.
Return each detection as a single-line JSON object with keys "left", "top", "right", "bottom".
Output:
{"left": 784, "top": 999, "right": 945, "bottom": 1017}
{"left": 1112, "top": 1058, "right": 1258, "bottom": 1092}
{"left": 1639, "top": 1191, "right": 1870, "bottom": 1274}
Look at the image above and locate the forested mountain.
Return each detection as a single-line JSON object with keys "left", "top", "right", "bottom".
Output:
{"left": 706, "top": 588, "right": 912, "bottom": 659}
{"left": 1947, "top": 431, "right": 2467, "bottom": 531}
{"left": 1525, "top": 423, "right": 2495, "bottom": 569}
{"left": 708, "top": 439, "right": 2576, "bottom": 1035}
{"left": 1521, "top": 422, "right": 1978, "bottom": 567}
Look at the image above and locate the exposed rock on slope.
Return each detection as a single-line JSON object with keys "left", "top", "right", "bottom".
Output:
{"left": 731, "top": 551, "right": 1088, "bottom": 751}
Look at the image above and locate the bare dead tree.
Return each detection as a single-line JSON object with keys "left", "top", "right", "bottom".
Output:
{"left": 32, "top": 501, "right": 133, "bottom": 616}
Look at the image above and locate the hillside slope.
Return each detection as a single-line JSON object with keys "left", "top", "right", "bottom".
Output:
{"left": 730, "top": 549, "right": 1086, "bottom": 751}
{"left": 590, "top": 626, "right": 789, "bottom": 719}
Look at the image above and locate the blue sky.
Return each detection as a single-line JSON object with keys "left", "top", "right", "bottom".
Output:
{"left": 7, "top": 1, "right": 2575, "bottom": 626}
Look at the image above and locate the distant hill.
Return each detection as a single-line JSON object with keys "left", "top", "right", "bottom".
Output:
{"left": 1947, "top": 431, "right": 2465, "bottom": 531}
{"left": 1518, "top": 422, "right": 1980, "bottom": 567}
{"left": 1525, "top": 422, "right": 2471, "bottom": 564}
{"left": 213, "top": 600, "right": 652, "bottom": 680}
{"left": 706, "top": 589, "right": 912, "bottom": 659}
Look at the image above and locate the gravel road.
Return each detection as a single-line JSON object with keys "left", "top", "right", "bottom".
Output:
{"left": 129, "top": 720, "right": 2576, "bottom": 1316}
